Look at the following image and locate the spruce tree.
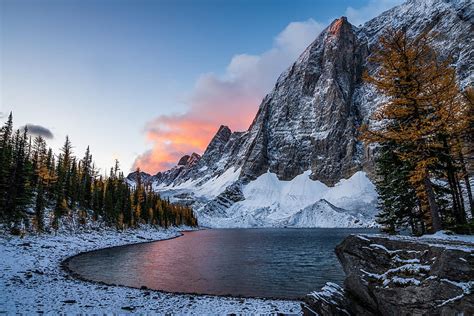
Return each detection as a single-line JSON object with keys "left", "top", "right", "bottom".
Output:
{"left": 374, "top": 142, "right": 422, "bottom": 234}
{"left": 0, "top": 113, "right": 13, "bottom": 218}
{"left": 5, "top": 128, "right": 32, "bottom": 227}
{"left": 78, "top": 146, "right": 93, "bottom": 209}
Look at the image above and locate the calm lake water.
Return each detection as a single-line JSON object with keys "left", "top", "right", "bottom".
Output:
{"left": 67, "top": 228, "right": 376, "bottom": 299}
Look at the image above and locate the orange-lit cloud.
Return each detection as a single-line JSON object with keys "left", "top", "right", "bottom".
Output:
{"left": 133, "top": 19, "right": 324, "bottom": 174}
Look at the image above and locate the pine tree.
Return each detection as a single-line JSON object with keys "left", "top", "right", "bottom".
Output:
{"left": 5, "top": 128, "right": 33, "bottom": 227}
{"left": 69, "top": 158, "right": 80, "bottom": 208}
{"left": 31, "top": 135, "right": 48, "bottom": 232}
{"left": 374, "top": 142, "right": 422, "bottom": 234}
{"left": 79, "top": 146, "right": 93, "bottom": 209}
{"left": 53, "top": 136, "right": 73, "bottom": 228}
{"left": 133, "top": 168, "right": 145, "bottom": 224}
{"left": 0, "top": 113, "right": 14, "bottom": 218}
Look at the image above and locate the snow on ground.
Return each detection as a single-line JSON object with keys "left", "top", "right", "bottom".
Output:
{"left": 361, "top": 231, "right": 474, "bottom": 253}
{"left": 197, "top": 170, "right": 378, "bottom": 228}
{"left": 0, "top": 227, "right": 302, "bottom": 314}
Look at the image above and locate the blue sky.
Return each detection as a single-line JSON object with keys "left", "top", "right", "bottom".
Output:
{"left": 0, "top": 0, "right": 402, "bottom": 174}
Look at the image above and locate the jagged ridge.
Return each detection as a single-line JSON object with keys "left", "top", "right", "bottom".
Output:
{"left": 129, "top": 0, "right": 473, "bottom": 228}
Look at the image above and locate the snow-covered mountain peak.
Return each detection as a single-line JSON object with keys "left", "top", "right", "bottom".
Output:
{"left": 130, "top": 0, "right": 472, "bottom": 228}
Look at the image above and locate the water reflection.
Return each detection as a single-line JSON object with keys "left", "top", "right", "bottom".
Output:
{"left": 67, "top": 228, "right": 375, "bottom": 299}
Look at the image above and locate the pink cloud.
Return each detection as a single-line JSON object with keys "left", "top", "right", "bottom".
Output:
{"left": 133, "top": 19, "right": 324, "bottom": 174}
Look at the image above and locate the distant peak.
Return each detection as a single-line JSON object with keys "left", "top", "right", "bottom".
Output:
{"left": 212, "top": 125, "right": 232, "bottom": 143}
{"left": 328, "top": 16, "right": 351, "bottom": 36}
{"left": 126, "top": 170, "right": 151, "bottom": 182}
{"left": 177, "top": 155, "right": 190, "bottom": 166}
{"left": 177, "top": 152, "right": 201, "bottom": 167}
{"left": 189, "top": 152, "right": 201, "bottom": 163}
{"left": 217, "top": 125, "right": 231, "bottom": 134}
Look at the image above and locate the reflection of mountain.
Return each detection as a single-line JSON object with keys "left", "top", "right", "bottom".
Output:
{"left": 128, "top": 0, "right": 473, "bottom": 228}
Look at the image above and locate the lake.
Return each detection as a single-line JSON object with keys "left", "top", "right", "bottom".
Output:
{"left": 66, "top": 228, "right": 376, "bottom": 299}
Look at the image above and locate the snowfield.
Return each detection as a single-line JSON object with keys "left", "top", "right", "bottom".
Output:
{"left": 181, "top": 170, "right": 378, "bottom": 228}
{"left": 0, "top": 227, "right": 302, "bottom": 314}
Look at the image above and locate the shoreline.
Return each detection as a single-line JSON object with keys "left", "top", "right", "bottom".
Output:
{"left": 0, "top": 226, "right": 302, "bottom": 314}
{"left": 61, "top": 229, "right": 307, "bottom": 302}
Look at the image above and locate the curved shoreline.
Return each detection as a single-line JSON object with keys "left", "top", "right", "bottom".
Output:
{"left": 1, "top": 227, "right": 302, "bottom": 314}
{"left": 61, "top": 229, "right": 305, "bottom": 302}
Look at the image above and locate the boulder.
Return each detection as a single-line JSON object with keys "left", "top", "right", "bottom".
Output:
{"left": 304, "top": 234, "right": 474, "bottom": 315}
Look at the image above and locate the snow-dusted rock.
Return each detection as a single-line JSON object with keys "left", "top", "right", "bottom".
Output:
{"left": 308, "top": 234, "right": 474, "bottom": 315}
{"left": 304, "top": 282, "right": 351, "bottom": 316}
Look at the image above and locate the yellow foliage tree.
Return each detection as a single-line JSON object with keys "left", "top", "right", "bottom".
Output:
{"left": 361, "top": 29, "right": 471, "bottom": 232}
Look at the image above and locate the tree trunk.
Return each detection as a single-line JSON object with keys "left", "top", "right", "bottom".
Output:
{"left": 454, "top": 173, "right": 467, "bottom": 222}
{"left": 424, "top": 176, "right": 442, "bottom": 233}
{"left": 464, "top": 173, "right": 473, "bottom": 218}
{"left": 442, "top": 138, "right": 466, "bottom": 224}
{"left": 458, "top": 150, "right": 473, "bottom": 217}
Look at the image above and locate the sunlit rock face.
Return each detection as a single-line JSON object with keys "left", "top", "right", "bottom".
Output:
{"left": 129, "top": 0, "right": 473, "bottom": 227}
{"left": 239, "top": 16, "right": 367, "bottom": 185}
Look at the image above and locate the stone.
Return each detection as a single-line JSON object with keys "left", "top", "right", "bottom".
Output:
{"left": 304, "top": 234, "right": 474, "bottom": 316}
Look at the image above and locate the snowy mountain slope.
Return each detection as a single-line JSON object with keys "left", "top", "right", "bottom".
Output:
{"left": 130, "top": 0, "right": 473, "bottom": 228}
{"left": 196, "top": 171, "right": 377, "bottom": 228}
{"left": 284, "top": 199, "right": 373, "bottom": 228}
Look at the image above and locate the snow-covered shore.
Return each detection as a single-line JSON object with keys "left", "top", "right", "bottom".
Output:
{"left": 0, "top": 227, "right": 302, "bottom": 314}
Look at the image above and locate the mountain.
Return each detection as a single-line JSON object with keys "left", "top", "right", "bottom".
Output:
{"left": 131, "top": 0, "right": 473, "bottom": 228}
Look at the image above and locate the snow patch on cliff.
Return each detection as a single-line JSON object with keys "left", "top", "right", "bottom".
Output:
{"left": 196, "top": 171, "right": 378, "bottom": 228}
{"left": 155, "top": 167, "right": 241, "bottom": 199}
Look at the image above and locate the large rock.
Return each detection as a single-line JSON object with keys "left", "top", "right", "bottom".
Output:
{"left": 304, "top": 234, "right": 474, "bottom": 315}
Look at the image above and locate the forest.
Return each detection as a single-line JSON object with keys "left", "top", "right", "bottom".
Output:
{"left": 362, "top": 29, "right": 473, "bottom": 235}
{"left": 0, "top": 117, "right": 198, "bottom": 234}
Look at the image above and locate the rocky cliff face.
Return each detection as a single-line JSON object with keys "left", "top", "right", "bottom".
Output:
{"left": 239, "top": 16, "right": 367, "bottom": 185}
{"left": 303, "top": 234, "right": 474, "bottom": 315}
{"left": 131, "top": 0, "right": 473, "bottom": 227}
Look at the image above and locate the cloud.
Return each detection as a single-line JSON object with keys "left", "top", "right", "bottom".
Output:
{"left": 133, "top": 19, "right": 324, "bottom": 174}
{"left": 21, "top": 124, "right": 54, "bottom": 139}
{"left": 345, "top": 0, "right": 404, "bottom": 26}
{"left": 133, "top": 0, "right": 406, "bottom": 174}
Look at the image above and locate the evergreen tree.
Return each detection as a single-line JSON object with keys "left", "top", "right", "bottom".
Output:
{"left": 133, "top": 168, "right": 145, "bottom": 224}
{"left": 5, "top": 128, "right": 33, "bottom": 226}
{"left": 32, "top": 135, "right": 48, "bottom": 232}
{"left": 79, "top": 146, "right": 93, "bottom": 209}
{"left": 374, "top": 142, "right": 421, "bottom": 234}
{"left": 0, "top": 113, "right": 14, "bottom": 218}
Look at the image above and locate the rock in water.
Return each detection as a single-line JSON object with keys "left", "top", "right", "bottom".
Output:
{"left": 303, "top": 234, "right": 474, "bottom": 315}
